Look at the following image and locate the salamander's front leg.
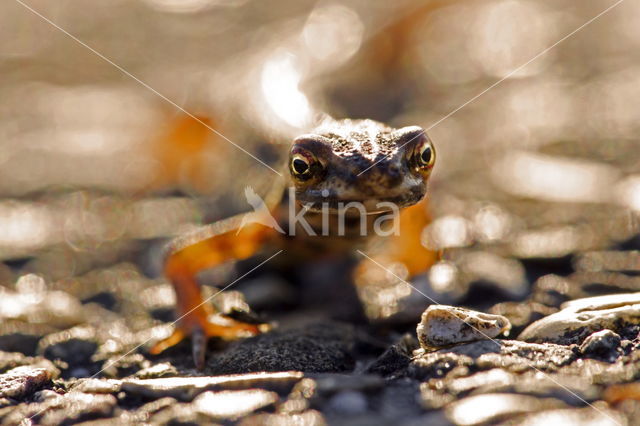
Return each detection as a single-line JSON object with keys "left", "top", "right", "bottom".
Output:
{"left": 150, "top": 217, "right": 276, "bottom": 369}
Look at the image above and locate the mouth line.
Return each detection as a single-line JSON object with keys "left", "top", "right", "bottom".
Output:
{"left": 296, "top": 193, "right": 423, "bottom": 212}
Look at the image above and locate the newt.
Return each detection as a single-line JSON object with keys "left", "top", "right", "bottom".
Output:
{"left": 150, "top": 118, "right": 437, "bottom": 368}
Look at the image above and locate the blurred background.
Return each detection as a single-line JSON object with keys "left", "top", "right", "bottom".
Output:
{"left": 0, "top": 0, "right": 639, "bottom": 351}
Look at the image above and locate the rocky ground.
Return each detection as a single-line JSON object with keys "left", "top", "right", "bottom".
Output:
{"left": 0, "top": 241, "right": 639, "bottom": 425}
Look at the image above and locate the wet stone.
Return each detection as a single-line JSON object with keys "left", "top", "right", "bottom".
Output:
{"left": 0, "top": 351, "right": 60, "bottom": 379}
{"left": 121, "top": 371, "right": 304, "bottom": 401}
{"left": 409, "top": 340, "right": 577, "bottom": 381}
{"left": 238, "top": 409, "right": 326, "bottom": 426}
{"left": 2, "top": 391, "right": 117, "bottom": 425}
{"left": 419, "top": 383, "right": 456, "bottom": 410}
{"left": 574, "top": 250, "right": 640, "bottom": 273}
{"left": 444, "top": 393, "right": 568, "bottom": 426}
{"left": 133, "top": 361, "right": 177, "bottom": 379}
{"left": 436, "top": 368, "right": 515, "bottom": 396}
{"left": 417, "top": 305, "right": 511, "bottom": 350}
{"left": 71, "top": 378, "right": 122, "bottom": 394}
{"left": 570, "top": 271, "right": 640, "bottom": 295}
{"left": 0, "top": 275, "right": 85, "bottom": 329}
{"left": 0, "top": 366, "right": 51, "bottom": 399}
{"left": 514, "top": 406, "right": 626, "bottom": 426}
{"left": 530, "top": 275, "right": 577, "bottom": 308}
{"left": 519, "top": 292, "right": 640, "bottom": 345}
{"left": 559, "top": 351, "right": 640, "bottom": 386}
{"left": 579, "top": 329, "right": 622, "bottom": 361}
{"left": 193, "top": 389, "right": 279, "bottom": 420}
{"left": 427, "top": 368, "right": 599, "bottom": 406}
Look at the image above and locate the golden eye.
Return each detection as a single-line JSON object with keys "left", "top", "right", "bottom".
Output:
{"left": 291, "top": 154, "right": 312, "bottom": 177}
{"left": 417, "top": 142, "right": 435, "bottom": 168}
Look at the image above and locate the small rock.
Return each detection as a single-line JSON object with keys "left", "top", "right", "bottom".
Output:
{"left": 3, "top": 391, "right": 117, "bottom": 425}
{"left": 0, "top": 276, "right": 84, "bottom": 328}
{"left": 441, "top": 368, "right": 515, "bottom": 396}
{"left": 0, "top": 351, "right": 60, "bottom": 379}
{"left": 519, "top": 292, "right": 640, "bottom": 345}
{"left": 574, "top": 250, "right": 640, "bottom": 273}
{"left": 417, "top": 305, "right": 511, "bottom": 350}
{"left": 71, "top": 378, "right": 122, "bottom": 394}
{"left": 33, "top": 389, "right": 64, "bottom": 403}
{"left": 133, "top": 362, "right": 177, "bottom": 379}
{"left": 238, "top": 410, "right": 326, "bottom": 426}
{"left": 0, "top": 367, "right": 51, "bottom": 399}
{"left": 579, "top": 329, "right": 622, "bottom": 361}
{"left": 409, "top": 340, "right": 576, "bottom": 380}
{"left": 419, "top": 384, "right": 455, "bottom": 410}
{"left": 193, "top": 389, "right": 279, "bottom": 420}
{"left": 121, "top": 371, "right": 303, "bottom": 401}
{"left": 148, "top": 401, "right": 209, "bottom": 424}
{"left": 445, "top": 393, "right": 567, "bottom": 426}
{"left": 517, "top": 406, "right": 626, "bottom": 426}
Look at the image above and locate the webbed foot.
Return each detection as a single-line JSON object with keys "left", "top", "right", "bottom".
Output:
{"left": 150, "top": 314, "right": 271, "bottom": 369}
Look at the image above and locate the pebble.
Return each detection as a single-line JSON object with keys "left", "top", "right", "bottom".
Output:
{"left": 409, "top": 340, "right": 576, "bottom": 380}
{"left": 0, "top": 367, "right": 51, "bottom": 399}
{"left": 2, "top": 391, "right": 117, "bottom": 425}
{"left": 519, "top": 292, "right": 640, "bottom": 345}
{"left": 193, "top": 389, "right": 279, "bottom": 420}
{"left": 516, "top": 406, "right": 626, "bottom": 426}
{"left": 416, "top": 305, "right": 511, "bottom": 350}
{"left": 121, "top": 371, "right": 304, "bottom": 401}
{"left": 71, "top": 378, "right": 122, "bottom": 394}
{"left": 133, "top": 361, "right": 177, "bottom": 379}
{"left": 579, "top": 329, "right": 622, "bottom": 361}
{"left": 0, "top": 351, "right": 60, "bottom": 379}
{"left": 445, "top": 393, "right": 567, "bottom": 426}
{"left": 0, "top": 276, "right": 84, "bottom": 328}
{"left": 238, "top": 410, "right": 326, "bottom": 426}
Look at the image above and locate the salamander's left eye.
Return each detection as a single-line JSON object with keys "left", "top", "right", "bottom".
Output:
{"left": 416, "top": 142, "right": 435, "bottom": 169}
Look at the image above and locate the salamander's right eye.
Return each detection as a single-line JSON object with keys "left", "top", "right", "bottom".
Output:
{"left": 291, "top": 154, "right": 311, "bottom": 176}
{"left": 289, "top": 147, "right": 324, "bottom": 182}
